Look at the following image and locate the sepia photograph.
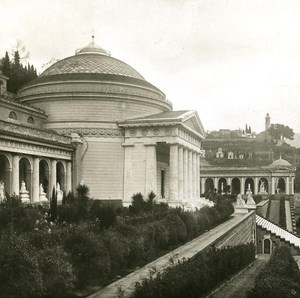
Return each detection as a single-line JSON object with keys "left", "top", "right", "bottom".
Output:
{"left": 0, "top": 0, "right": 300, "bottom": 297}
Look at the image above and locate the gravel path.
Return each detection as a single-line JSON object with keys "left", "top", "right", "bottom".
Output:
{"left": 208, "top": 255, "right": 269, "bottom": 298}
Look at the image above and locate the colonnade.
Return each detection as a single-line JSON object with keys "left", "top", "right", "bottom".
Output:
{"left": 200, "top": 176, "right": 295, "bottom": 196}
{"left": 1, "top": 153, "right": 72, "bottom": 202}
{"left": 169, "top": 144, "right": 200, "bottom": 202}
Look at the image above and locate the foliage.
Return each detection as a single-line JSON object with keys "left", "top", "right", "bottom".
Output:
{"left": 0, "top": 184, "right": 235, "bottom": 296}
{"left": 249, "top": 246, "right": 300, "bottom": 297}
{"left": 50, "top": 186, "right": 57, "bottom": 221}
{"left": 0, "top": 50, "right": 37, "bottom": 93}
{"left": 0, "top": 231, "right": 44, "bottom": 298}
{"left": 279, "top": 196, "right": 286, "bottom": 229}
{"left": 268, "top": 123, "right": 295, "bottom": 140}
{"left": 37, "top": 246, "right": 75, "bottom": 298}
{"left": 133, "top": 243, "right": 255, "bottom": 298}
{"left": 64, "top": 223, "right": 111, "bottom": 288}
{"left": 0, "top": 194, "right": 42, "bottom": 232}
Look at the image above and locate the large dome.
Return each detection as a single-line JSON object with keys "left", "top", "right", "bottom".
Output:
{"left": 17, "top": 39, "right": 172, "bottom": 130}
{"left": 39, "top": 47, "right": 145, "bottom": 81}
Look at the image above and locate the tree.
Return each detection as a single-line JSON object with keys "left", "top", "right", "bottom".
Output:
{"left": 268, "top": 123, "right": 294, "bottom": 140}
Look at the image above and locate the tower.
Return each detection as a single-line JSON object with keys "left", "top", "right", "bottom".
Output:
{"left": 265, "top": 113, "right": 271, "bottom": 131}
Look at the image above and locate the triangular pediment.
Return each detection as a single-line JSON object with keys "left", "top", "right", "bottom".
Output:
{"left": 181, "top": 111, "right": 206, "bottom": 139}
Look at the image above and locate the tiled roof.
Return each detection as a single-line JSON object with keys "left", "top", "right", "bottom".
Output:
{"left": 125, "top": 110, "right": 191, "bottom": 122}
{"left": 256, "top": 215, "right": 300, "bottom": 248}
{"left": 40, "top": 54, "right": 144, "bottom": 80}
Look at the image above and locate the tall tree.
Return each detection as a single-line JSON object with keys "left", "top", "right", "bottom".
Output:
{"left": 268, "top": 123, "right": 295, "bottom": 140}
{"left": 1, "top": 52, "right": 11, "bottom": 77}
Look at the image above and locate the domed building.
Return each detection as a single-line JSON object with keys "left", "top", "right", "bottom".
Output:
{"left": 0, "top": 39, "right": 205, "bottom": 205}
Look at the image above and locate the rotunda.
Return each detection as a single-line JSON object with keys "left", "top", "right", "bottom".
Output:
{"left": 12, "top": 39, "right": 205, "bottom": 203}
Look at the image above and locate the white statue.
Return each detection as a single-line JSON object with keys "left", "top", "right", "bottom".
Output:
{"left": 19, "top": 181, "right": 30, "bottom": 203}
{"left": 57, "top": 182, "right": 63, "bottom": 202}
{"left": 259, "top": 181, "right": 268, "bottom": 194}
{"left": 0, "top": 181, "right": 5, "bottom": 202}
{"left": 236, "top": 194, "right": 246, "bottom": 206}
{"left": 39, "top": 183, "right": 47, "bottom": 202}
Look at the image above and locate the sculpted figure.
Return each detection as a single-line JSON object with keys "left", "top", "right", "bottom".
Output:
{"left": 236, "top": 193, "right": 246, "bottom": 206}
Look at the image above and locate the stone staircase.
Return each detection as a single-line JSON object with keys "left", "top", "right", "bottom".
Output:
{"left": 256, "top": 215, "right": 300, "bottom": 249}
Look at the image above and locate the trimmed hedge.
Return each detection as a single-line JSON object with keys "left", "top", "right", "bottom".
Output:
{"left": 133, "top": 243, "right": 256, "bottom": 298}
{"left": 279, "top": 196, "right": 286, "bottom": 229}
{"left": 248, "top": 245, "right": 300, "bottom": 297}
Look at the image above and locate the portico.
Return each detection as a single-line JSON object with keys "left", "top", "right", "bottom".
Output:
{"left": 119, "top": 110, "right": 205, "bottom": 206}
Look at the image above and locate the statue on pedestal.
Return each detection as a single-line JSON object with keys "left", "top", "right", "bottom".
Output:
{"left": 39, "top": 183, "right": 47, "bottom": 202}
{"left": 259, "top": 180, "right": 268, "bottom": 195}
{"left": 19, "top": 181, "right": 30, "bottom": 203}
{"left": 57, "top": 182, "right": 63, "bottom": 202}
{"left": 236, "top": 194, "right": 246, "bottom": 206}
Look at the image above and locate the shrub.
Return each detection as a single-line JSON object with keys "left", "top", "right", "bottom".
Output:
{"left": 133, "top": 243, "right": 255, "bottom": 298}
{"left": 38, "top": 246, "right": 75, "bottom": 297}
{"left": 89, "top": 201, "right": 117, "bottom": 229}
{"left": 279, "top": 196, "right": 286, "bottom": 229}
{"left": 102, "top": 229, "right": 130, "bottom": 275}
{"left": 249, "top": 245, "right": 300, "bottom": 297}
{"left": 64, "top": 223, "right": 111, "bottom": 288}
{"left": 129, "top": 192, "right": 146, "bottom": 214}
{"left": 0, "top": 231, "right": 44, "bottom": 298}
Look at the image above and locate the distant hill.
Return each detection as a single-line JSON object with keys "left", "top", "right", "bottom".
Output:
{"left": 285, "top": 133, "right": 300, "bottom": 148}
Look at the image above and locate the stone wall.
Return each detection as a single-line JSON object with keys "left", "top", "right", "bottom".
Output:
{"left": 213, "top": 211, "right": 256, "bottom": 249}
{"left": 257, "top": 199, "right": 269, "bottom": 217}
{"left": 81, "top": 137, "right": 124, "bottom": 200}
{"left": 256, "top": 226, "right": 300, "bottom": 255}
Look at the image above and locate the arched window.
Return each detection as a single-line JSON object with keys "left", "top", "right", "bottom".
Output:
{"left": 27, "top": 116, "right": 35, "bottom": 125}
{"left": 8, "top": 111, "right": 17, "bottom": 120}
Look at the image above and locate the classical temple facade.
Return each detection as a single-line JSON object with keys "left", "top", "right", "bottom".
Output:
{"left": 201, "top": 157, "right": 295, "bottom": 196}
{"left": 0, "top": 39, "right": 205, "bottom": 206}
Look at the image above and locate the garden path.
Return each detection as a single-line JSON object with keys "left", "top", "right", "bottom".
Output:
{"left": 88, "top": 213, "right": 246, "bottom": 298}
{"left": 207, "top": 254, "right": 269, "bottom": 298}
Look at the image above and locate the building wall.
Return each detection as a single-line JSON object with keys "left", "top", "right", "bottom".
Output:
{"left": 0, "top": 100, "right": 45, "bottom": 127}
{"left": 214, "top": 211, "right": 256, "bottom": 249}
{"left": 80, "top": 137, "right": 124, "bottom": 200}
{"left": 31, "top": 98, "right": 166, "bottom": 130}
{"left": 256, "top": 226, "right": 300, "bottom": 255}
{"left": 257, "top": 200, "right": 269, "bottom": 217}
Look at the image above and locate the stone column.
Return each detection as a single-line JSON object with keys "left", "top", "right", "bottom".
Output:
{"left": 227, "top": 177, "right": 232, "bottom": 193}
{"left": 12, "top": 155, "right": 19, "bottom": 195}
{"left": 271, "top": 177, "right": 276, "bottom": 195}
{"left": 214, "top": 177, "right": 218, "bottom": 190}
{"left": 66, "top": 161, "right": 72, "bottom": 194}
{"left": 192, "top": 152, "right": 197, "bottom": 199}
{"left": 32, "top": 157, "right": 39, "bottom": 202}
{"left": 196, "top": 154, "right": 200, "bottom": 198}
{"left": 254, "top": 177, "right": 259, "bottom": 195}
{"left": 292, "top": 177, "right": 295, "bottom": 195}
{"left": 50, "top": 160, "right": 57, "bottom": 196}
{"left": 241, "top": 177, "right": 245, "bottom": 194}
{"left": 200, "top": 177, "right": 205, "bottom": 196}
{"left": 169, "top": 144, "right": 179, "bottom": 201}
{"left": 286, "top": 176, "right": 290, "bottom": 195}
{"left": 183, "top": 148, "right": 188, "bottom": 200}
{"left": 145, "top": 144, "right": 157, "bottom": 196}
{"left": 188, "top": 150, "right": 193, "bottom": 200}
{"left": 123, "top": 144, "right": 134, "bottom": 204}
{"left": 178, "top": 146, "right": 184, "bottom": 201}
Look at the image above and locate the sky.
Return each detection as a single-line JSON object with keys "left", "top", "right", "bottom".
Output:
{"left": 1, "top": 0, "right": 300, "bottom": 133}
